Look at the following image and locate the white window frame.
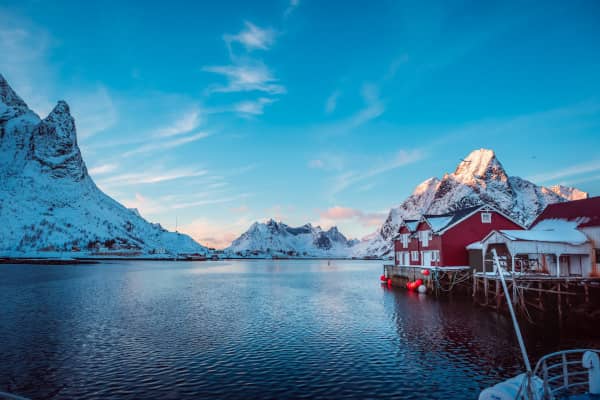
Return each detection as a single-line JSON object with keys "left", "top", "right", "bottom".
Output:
{"left": 481, "top": 212, "right": 492, "bottom": 223}
{"left": 432, "top": 250, "right": 440, "bottom": 262}
{"left": 402, "top": 233, "right": 409, "bottom": 248}
{"left": 411, "top": 251, "right": 419, "bottom": 261}
{"left": 420, "top": 230, "right": 430, "bottom": 247}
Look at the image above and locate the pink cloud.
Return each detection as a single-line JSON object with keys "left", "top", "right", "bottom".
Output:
{"left": 320, "top": 206, "right": 362, "bottom": 220}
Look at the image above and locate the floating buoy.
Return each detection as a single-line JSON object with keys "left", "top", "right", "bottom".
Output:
{"left": 421, "top": 269, "right": 430, "bottom": 276}
{"left": 380, "top": 274, "right": 387, "bottom": 282}
{"left": 418, "top": 285, "right": 427, "bottom": 294}
{"left": 407, "top": 282, "right": 416, "bottom": 291}
{"left": 387, "top": 278, "right": 392, "bottom": 286}
{"left": 415, "top": 279, "right": 423, "bottom": 286}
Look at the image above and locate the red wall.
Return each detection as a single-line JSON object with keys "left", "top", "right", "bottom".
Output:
{"left": 440, "top": 211, "right": 523, "bottom": 266}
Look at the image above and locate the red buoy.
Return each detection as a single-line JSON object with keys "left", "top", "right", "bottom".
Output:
{"left": 415, "top": 279, "right": 423, "bottom": 286}
{"left": 380, "top": 274, "right": 387, "bottom": 281}
{"left": 387, "top": 278, "right": 392, "bottom": 286}
{"left": 421, "top": 269, "right": 430, "bottom": 276}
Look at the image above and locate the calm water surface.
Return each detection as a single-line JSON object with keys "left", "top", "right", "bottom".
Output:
{"left": 0, "top": 260, "right": 597, "bottom": 399}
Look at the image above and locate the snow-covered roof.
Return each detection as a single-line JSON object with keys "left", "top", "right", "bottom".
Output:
{"left": 421, "top": 205, "right": 487, "bottom": 233}
{"left": 405, "top": 220, "right": 419, "bottom": 231}
{"left": 466, "top": 241, "right": 483, "bottom": 250}
{"left": 426, "top": 216, "right": 454, "bottom": 232}
{"left": 499, "top": 219, "right": 588, "bottom": 245}
{"left": 531, "top": 196, "right": 600, "bottom": 228}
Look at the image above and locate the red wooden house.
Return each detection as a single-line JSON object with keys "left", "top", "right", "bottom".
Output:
{"left": 394, "top": 205, "right": 525, "bottom": 267}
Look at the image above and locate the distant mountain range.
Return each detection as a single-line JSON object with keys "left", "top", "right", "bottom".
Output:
{"left": 225, "top": 219, "right": 358, "bottom": 258}
{"left": 0, "top": 74, "right": 208, "bottom": 257}
{"left": 352, "top": 148, "right": 588, "bottom": 257}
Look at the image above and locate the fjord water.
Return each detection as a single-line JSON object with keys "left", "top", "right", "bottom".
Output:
{"left": 0, "top": 260, "right": 596, "bottom": 399}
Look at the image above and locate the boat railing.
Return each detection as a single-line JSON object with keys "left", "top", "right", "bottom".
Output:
{"left": 532, "top": 348, "right": 599, "bottom": 399}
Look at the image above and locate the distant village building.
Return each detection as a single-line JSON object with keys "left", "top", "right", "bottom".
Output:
{"left": 393, "top": 205, "right": 524, "bottom": 267}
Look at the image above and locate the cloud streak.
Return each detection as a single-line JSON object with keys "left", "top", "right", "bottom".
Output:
{"left": 224, "top": 22, "right": 276, "bottom": 52}
{"left": 122, "top": 131, "right": 210, "bottom": 157}
{"left": 203, "top": 61, "right": 286, "bottom": 95}
{"left": 330, "top": 149, "right": 425, "bottom": 195}
{"left": 527, "top": 160, "right": 600, "bottom": 184}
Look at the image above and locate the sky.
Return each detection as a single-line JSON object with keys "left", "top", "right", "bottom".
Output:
{"left": 1, "top": 0, "right": 600, "bottom": 248}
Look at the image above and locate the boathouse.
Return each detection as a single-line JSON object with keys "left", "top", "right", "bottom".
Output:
{"left": 476, "top": 196, "right": 600, "bottom": 277}
{"left": 477, "top": 219, "right": 592, "bottom": 276}
{"left": 393, "top": 205, "right": 525, "bottom": 267}
{"left": 531, "top": 196, "right": 600, "bottom": 275}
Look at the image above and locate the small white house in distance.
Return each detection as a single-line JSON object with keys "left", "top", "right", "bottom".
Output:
{"left": 479, "top": 219, "right": 592, "bottom": 277}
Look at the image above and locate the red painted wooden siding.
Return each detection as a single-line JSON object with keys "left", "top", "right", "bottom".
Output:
{"left": 440, "top": 211, "right": 523, "bottom": 266}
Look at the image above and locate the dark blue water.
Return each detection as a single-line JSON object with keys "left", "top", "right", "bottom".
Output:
{"left": 0, "top": 260, "right": 596, "bottom": 399}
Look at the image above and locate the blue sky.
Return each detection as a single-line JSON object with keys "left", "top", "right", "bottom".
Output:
{"left": 1, "top": 0, "right": 599, "bottom": 248}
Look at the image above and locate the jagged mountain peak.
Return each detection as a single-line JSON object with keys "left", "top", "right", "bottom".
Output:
{"left": 31, "top": 99, "right": 86, "bottom": 181}
{"left": 0, "top": 74, "right": 207, "bottom": 256}
{"left": 546, "top": 185, "right": 589, "bottom": 201}
{"left": 412, "top": 177, "right": 440, "bottom": 196}
{"left": 0, "top": 74, "right": 31, "bottom": 120}
{"left": 355, "top": 148, "right": 587, "bottom": 257}
{"left": 453, "top": 148, "right": 508, "bottom": 183}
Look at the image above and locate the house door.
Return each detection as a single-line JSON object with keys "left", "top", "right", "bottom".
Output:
{"left": 422, "top": 251, "right": 432, "bottom": 266}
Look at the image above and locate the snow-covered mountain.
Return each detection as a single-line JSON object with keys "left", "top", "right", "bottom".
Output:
{"left": 354, "top": 148, "right": 588, "bottom": 257}
{"left": 0, "top": 74, "right": 208, "bottom": 257}
{"left": 547, "top": 185, "right": 589, "bottom": 201}
{"left": 225, "top": 219, "right": 358, "bottom": 257}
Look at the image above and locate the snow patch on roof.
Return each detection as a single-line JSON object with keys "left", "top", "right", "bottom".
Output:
{"left": 500, "top": 219, "right": 588, "bottom": 245}
{"left": 466, "top": 241, "right": 483, "bottom": 250}
{"left": 425, "top": 216, "right": 454, "bottom": 232}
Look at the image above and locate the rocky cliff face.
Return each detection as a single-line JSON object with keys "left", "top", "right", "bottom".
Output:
{"left": 226, "top": 219, "right": 356, "bottom": 257}
{"left": 0, "top": 74, "right": 208, "bottom": 256}
{"left": 354, "top": 148, "right": 588, "bottom": 257}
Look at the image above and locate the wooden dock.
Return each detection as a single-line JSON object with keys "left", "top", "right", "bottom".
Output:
{"left": 472, "top": 272, "right": 600, "bottom": 323}
{"left": 384, "top": 264, "right": 600, "bottom": 324}
{"left": 383, "top": 264, "right": 472, "bottom": 296}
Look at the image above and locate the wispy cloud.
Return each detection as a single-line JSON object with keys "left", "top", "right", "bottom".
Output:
{"left": 122, "top": 131, "right": 210, "bottom": 157}
{"left": 154, "top": 109, "right": 201, "bottom": 138}
{"left": 88, "top": 163, "right": 119, "bottom": 176}
{"left": 317, "top": 206, "right": 386, "bottom": 229}
{"left": 69, "top": 85, "right": 118, "bottom": 139}
{"left": 284, "top": 0, "right": 300, "bottom": 18}
{"left": 233, "top": 97, "right": 276, "bottom": 116}
{"left": 97, "top": 167, "right": 208, "bottom": 187}
{"left": 318, "top": 83, "right": 385, "bottom": 136}
{"left": 0, "top": 11, "right": 118, "bottom": 132}
{"left": 203, "top": 60, "right": 286, "bottom": 95}
{"left": 308, "top": 159, "right": 325, "bottom": 169}
{"left": 330, "top": 149, "right": 425, "bottom": 195}
{"left": 224, "top": 21, "right": 276, "bottom": 52}
{"left": 180, "top": 216, "right": 254, "bottom": 249}
{"left": 527, "top": 160, "right": 600, "bottom": 184}
{"left": 325, "top": 90, "right": 340, "bottom": 114}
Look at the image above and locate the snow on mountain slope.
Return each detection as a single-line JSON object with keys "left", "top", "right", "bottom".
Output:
{"left": 547, "top": 185, "right": 589, "bottom": 201}
{"left": 0, "top": 74, "right": 208, "bottom": 256}
{"left": 355, "top": 148, "right": 588, "bottom": 257}
{"left": 225, "top": 219, "right": 357, "bottom": 257}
